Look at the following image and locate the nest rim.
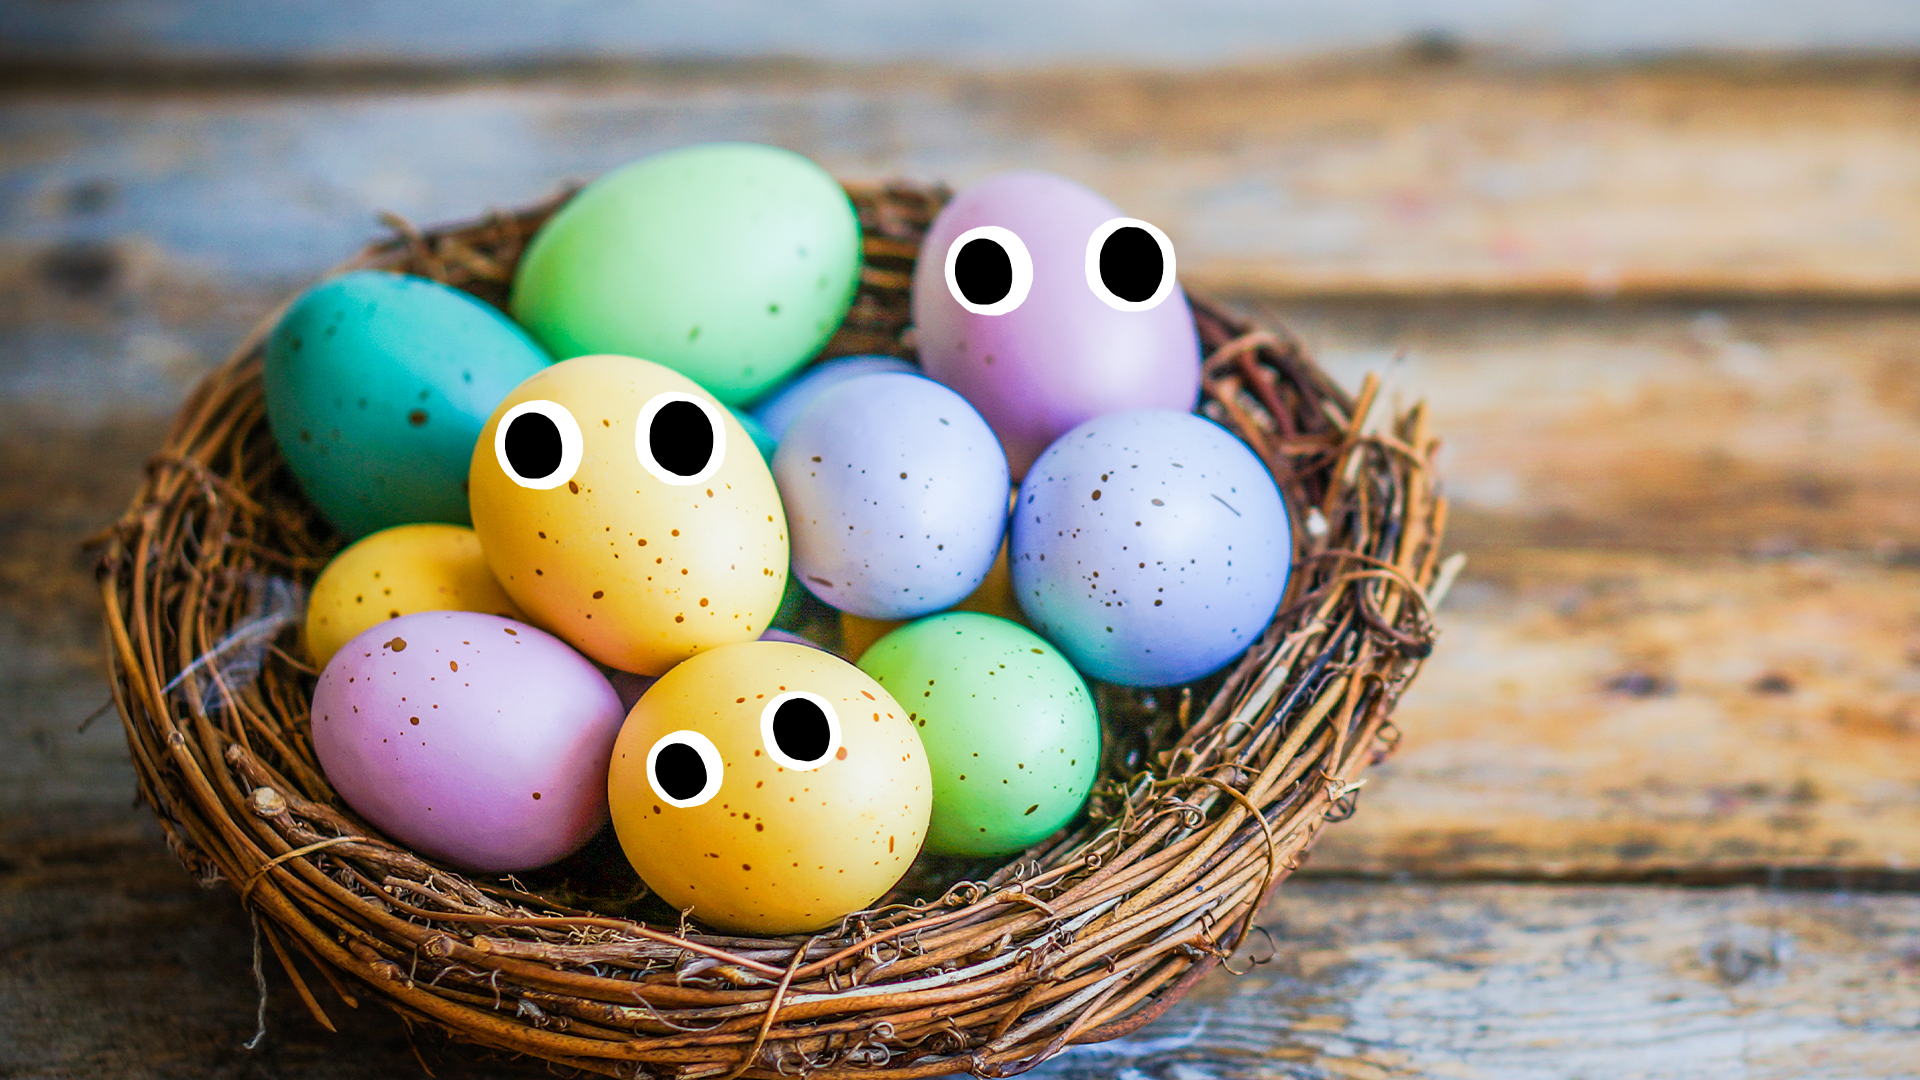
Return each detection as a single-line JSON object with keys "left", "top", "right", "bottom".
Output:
{"left": 98, "top": 177, "right": 1448, "bottom": 1079}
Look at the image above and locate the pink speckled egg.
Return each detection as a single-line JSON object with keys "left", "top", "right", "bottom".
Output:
{"left": 311, "top": 611, "right": 625, "bottom": 872}
{"left": 911, "top": 171, "right": 1202, "bottom": 478}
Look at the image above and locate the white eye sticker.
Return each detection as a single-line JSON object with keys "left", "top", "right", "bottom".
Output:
{"left": 1085, "top": 217, "right": 1177, "bottom": 312}
{"left": 759, "top": 691, "right": 841, "bottom": 772}
{"left": 944, "top": 225, "right": 1034, "bottom": 316}
{"left": 635, "top": 391, "right": 726, "bottom": 487}
{"left": 495, "top": 399, "right": 584, "bottom": 489}
{"left": 646, "top": 730, "right": 724, "bottom": 807}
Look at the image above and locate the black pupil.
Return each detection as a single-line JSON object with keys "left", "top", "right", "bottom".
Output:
{"left": 650, "top": 400, "right": 715, "bottom": 477}
{"left": 1099, "top": 226, "right": 1164, "bottom": 303}
{"left": 503, "top": 411, "right": 564, "bottom": 480}
{"left": 953, "top": 237, "right": 1013, "bottom": 306}
{"left": 771, "top": 698, "right": 831, "bottom": 763}
{"left": 653, "top": 741, "right": 708, "bottom": 801}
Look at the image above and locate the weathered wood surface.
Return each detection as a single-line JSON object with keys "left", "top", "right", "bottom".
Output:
{"left": 7, "top": 1, "right": 1920, "bottom": 67}
{"left": 6, "top": 51, "right": 1920, "bottom": 1077}
{"left": 8, "top": 58, "right": 1920, "bottom": 316}
{"left": 1255, "top": 297, "right": 1920, "bottom": 878}
{"left": 7, "top": 816, "right": 1918, "bottom": 1079}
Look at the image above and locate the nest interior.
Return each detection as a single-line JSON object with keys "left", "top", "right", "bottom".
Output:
{"left": 98, "top": 179, "right": 1449, "bottom": 1079}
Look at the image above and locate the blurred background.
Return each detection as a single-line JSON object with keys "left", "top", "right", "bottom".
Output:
{"left": 6, "top": 2, "right": 1920, "bottom": 1078}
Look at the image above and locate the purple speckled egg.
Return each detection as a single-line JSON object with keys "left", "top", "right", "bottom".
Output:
{"left": 1010, "top": 410, "right": 1292, "bottom": 687}
{"left": 911, "top": 172, "right": 1202, "bottom": 478}
{"left": 311, "top": 611, "right": 625, "bottom": 872}
{"left": 751, "top": 354, "right": 919, "bottom": 442}
{"left": 774, "top": 372, "right": 1010, "bottom": 620}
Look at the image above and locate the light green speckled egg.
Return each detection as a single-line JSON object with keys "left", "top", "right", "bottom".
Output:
{"left": 510, "top": 143, "right": 863, "bottom": 407}
{"left": 858, "top": 612, "right": 1101, "bottom": 856}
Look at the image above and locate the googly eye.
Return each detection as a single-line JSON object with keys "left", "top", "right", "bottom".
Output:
{"left": 646, "top": 730, "right": 723, "bottom": 807}
{"left": 760, "top": 691, "right": 841, "bottom": 772}
{"left": 494, "top": 399, "right": 584, "bottom": 489}
{"left": 943, "top": 225, "right": 1034, "bottom": 316}
{"left": 1086, "top": 217, "right": 1177, "bottom": 312}
{"left": 636, "top": 391, "right": 726, "bottom": 486}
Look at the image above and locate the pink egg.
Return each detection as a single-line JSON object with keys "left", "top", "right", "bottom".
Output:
{"left": 311, "top": 611, "right": 625, "bottom": 872}
{"left": 911, "top": 171, "right": 1202, "bottom": 477}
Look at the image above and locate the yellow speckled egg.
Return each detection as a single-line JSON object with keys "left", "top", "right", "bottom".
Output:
{"left": 305, "top": 523, "right": 524, "bottom": 668}
{"left": 469, "top": 355, "right": 789, "bottom": 674}
{"left": 606, "top": 641, "right": 930, "bottom": 934}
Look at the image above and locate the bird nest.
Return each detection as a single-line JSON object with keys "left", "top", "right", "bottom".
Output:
{"left": 97, "top": 178, "right": 1450, "bottom": 1078}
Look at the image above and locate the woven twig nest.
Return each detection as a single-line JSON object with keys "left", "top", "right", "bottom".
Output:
{"left": 99, "top": 179, "right": 1448, "bottom": 1078}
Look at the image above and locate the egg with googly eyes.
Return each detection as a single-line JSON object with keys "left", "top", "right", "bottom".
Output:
{"left": 468, "top": 354, "right": 789, "bottom": 676}
{"left": 910, "top": 171, "right": 1202, "bottom": 479}
{"left": 606, "top": 641, "right": 930, "bottom": 934}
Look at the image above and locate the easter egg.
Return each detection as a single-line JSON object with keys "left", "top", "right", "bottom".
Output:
{"left": 1011, "top": 409, "right": 1292, "bottom": 687}
{"left": 468, "top": 354, "right": 789, "bottom": 676}
{"left": 305, "top": 523, "right": 524, "bottom": 668}
{"left": 510, "top": 144, "right": 863, "bottom": 406}
{"left": 911, "top": 171, "right": 1202, "bottom": 478}
{"left": 310, "top": 612, "right": 625, "bottom": 872}
{"left": 264, "top": 270, "right": 552, "bottom": 538}
{"left": 751, "top": 354, "right": 919, "bottom": 442}
{"left": 606, "top": 641, "right": 930, "bottom": 934}
{"left": 858, "top": 613, "right": 1099, "bottom": 856}
{"left": 774, "top": 373, "right": 1009, "bottom": 620}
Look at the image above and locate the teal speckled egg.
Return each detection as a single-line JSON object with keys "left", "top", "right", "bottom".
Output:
{"left": 263, "top": 271, "right": 552, "bottom": 539}
{"left": 857, "top": 612, "right": 1101, "bottom": 856}
{"left": 509, "top": 143, "right": 864, "bottom": 406}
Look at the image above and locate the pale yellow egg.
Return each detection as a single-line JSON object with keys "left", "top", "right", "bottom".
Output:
{"left": 304, "top": 523, "right": 523, "bottom": 668}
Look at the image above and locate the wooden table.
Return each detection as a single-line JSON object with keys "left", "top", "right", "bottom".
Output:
{"left": 5, "top": 46, "right": 1920, "bottom": 1079}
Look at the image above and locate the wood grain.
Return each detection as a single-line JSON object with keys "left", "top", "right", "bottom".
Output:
{"left": 7, "top": 818, "right": 1917, "bottom": 1080}
{"left": 7, "top": 1, "right": 1920, "bottom": 67}
{"left": 6, "top": 58, "right": 1920, "bottom": 308}
{"left": 1309, "top": 547, "right": 1920, "bottom": 880}
{"left": 1253, "top": 296, "right": 1920, "bottom": 556}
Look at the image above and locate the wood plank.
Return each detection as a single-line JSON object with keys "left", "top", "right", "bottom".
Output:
{"left": 15, "top": 298, "right": 1920, "bottom": 878}
{"left": 1308, "top": 547, "right": 1920, "bottom": 881}
{"left": 6, "top": 59, "right": 1920, "bottom": 305}
{"left": 6, "top": 2, "right": 1919, "bottom": 67}
{"left": 1250, "top": 296, "right": 1920, "bottom": 557}
{"left": 1086, "top": 879, "right": 1920, "bottom": 1080}
{"left": 7, "top": 817, "right": 1917, "bottom": 1079}
{"left": 0, "top": 415, "right": 169, "bottom": 815}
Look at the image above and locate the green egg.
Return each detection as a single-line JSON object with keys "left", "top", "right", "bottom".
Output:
{"left": 510, "top": 143, "right": 864, "bottom": 406}
{"left": 263, "top": 270, "right": 552, "bottom": 539}
{"left": 858, "top": 612, "right": 1101, "bottom": 856}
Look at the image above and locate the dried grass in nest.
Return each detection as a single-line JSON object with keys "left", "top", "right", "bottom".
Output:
{"left": 97, "top": 178, "right": 1451, "bottom": 1078}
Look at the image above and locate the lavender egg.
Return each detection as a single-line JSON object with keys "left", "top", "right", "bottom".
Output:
{"left": 911, "top": 171, "right": 1202, "bottom": 478}
{"left": 311, "top": 611, "right": 625, "bottom": 872}
{"left": 774, "top": 372, "right": 1010, "bottom": 620}
{"left": 1010, "top": 410, "right": 1292, "bottom": 687}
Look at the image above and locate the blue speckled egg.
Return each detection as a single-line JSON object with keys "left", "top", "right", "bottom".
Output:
{"left": 774, "top": 373, "right": 1009, "bottom": 620}
{"left": 1010, "top": 409, "right": 1292, "bottom": 687}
